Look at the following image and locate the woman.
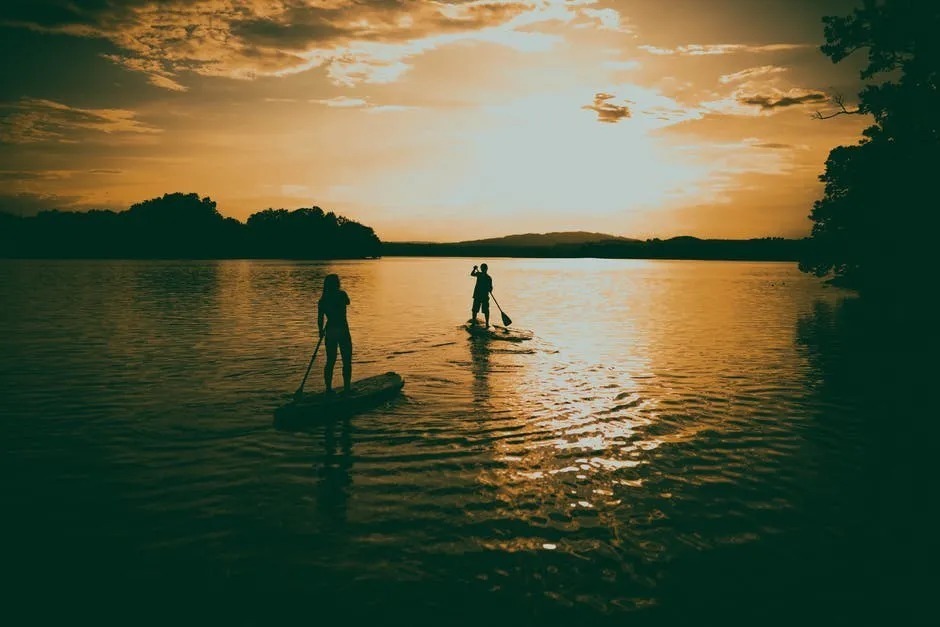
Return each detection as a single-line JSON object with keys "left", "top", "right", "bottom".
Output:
{"left": 317, "top": 273, "right": 352, "bottom": 393}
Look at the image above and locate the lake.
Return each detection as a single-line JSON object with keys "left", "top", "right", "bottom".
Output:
{"left": 0, "top": 258, "right": 896, "bottom": 625}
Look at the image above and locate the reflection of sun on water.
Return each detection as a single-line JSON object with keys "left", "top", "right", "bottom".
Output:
{"left": 390, "top": 257, "right": 831, "bottom": 608}
{"left": 468, "top": 337, "right": 668, "bottom": 564}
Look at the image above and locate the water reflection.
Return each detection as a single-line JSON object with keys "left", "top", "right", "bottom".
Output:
{"left": 792, "top": 296, "right": 928, "bottom": 625}
{"left": 128, "top": 261, "right": 220, "bottom": 340}
{"left": 468, "top": 334, "right": 491, "bottom": 409}
{"left": 316, "top": 417, "right": 354, "bottom": 527}
{"left": 2, "top": 258, "right": 893, "bottom": 625}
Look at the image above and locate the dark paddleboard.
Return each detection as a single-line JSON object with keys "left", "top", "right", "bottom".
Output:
{"left": 274, "top": 371, "right": 404, "bottom": 427}
{"left": 464, "top": 323, "right": 533, "bottom": 342}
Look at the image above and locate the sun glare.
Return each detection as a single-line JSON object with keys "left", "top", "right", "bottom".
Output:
{"left": 443, "top": 89, "right": 711, "bottom": 221}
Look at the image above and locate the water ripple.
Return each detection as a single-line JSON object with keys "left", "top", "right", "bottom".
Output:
{"left": 0, "top": 258, "right": 874, "bottom": 624}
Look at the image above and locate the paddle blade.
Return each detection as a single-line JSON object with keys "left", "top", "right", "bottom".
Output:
{"left": 501, "top": 311, "right": 512, "bottom": 326}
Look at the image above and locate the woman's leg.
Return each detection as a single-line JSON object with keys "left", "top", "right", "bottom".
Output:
{"left": 324, "top": 335, "right": 338, "bottom": 391}
{"left": 339, "top": 334, "right": 353, "bottom": 392}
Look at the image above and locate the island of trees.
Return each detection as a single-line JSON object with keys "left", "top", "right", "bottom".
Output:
{"left": 0, "top": 193, "right": 382, "bottom": 259}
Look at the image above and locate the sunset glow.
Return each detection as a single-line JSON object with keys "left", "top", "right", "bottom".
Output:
{"left": 0, "top": 0, "right": 870, "bottom": 241}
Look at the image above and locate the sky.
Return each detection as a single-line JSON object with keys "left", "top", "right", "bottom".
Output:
{"left": 0, "top": 0, "right": 871, "bottom": 241}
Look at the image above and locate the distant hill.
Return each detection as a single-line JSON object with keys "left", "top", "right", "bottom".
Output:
{"left": 454, "top": 231, "right": 638, "bottom": 247}
{"left": 382, "top": 234, "right": 806, "bottom": 262}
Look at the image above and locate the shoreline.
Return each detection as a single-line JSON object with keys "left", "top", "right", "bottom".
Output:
{"left": 0, "top": 254, "right": 802, "bottom": 262}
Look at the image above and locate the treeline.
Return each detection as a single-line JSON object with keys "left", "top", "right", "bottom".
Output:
{"left": 0, "top": 193, "right": 381, "bottom": 259}
{"left": 382, "top": 237, "right": 806, "bottom": 261}
{"left": 799, "top": 0, "right": 939, "bottom": 298}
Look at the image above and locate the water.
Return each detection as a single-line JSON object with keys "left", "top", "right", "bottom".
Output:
{"left": 0, "top": 258, "right": 897, "bottom": 624}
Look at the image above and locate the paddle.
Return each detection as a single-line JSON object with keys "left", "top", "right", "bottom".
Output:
{"left": 294, "top": 334, "right": 324, "bottom": 400}
{"left": 491, "top": 293, "right": 512, "bottom": 326}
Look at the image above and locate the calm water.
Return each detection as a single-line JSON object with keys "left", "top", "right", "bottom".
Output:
{"left": 0, "top": 258, "right": 899, "bottom": 624}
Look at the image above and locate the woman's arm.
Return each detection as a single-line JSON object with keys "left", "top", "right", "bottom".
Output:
{"left": 317, "top": 301, "right": 325, "bottom": 337}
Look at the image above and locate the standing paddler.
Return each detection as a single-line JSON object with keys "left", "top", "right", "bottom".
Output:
{"left": 469, "top": 263, "right": 493, "bottom": 327}
{"left": 318, "top": 273, "right": 353, "bottom": 393}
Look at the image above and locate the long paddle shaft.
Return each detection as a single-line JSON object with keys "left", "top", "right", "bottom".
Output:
{"left": 490, "top": 293, "right": 512, "bottom": 326}
{"left": 294, "top": 334, "right": 324, "bottom": 399}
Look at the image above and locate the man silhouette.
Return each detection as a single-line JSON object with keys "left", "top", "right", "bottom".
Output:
{"left": 469, "top": 263, "right": 493, "bottom": 327}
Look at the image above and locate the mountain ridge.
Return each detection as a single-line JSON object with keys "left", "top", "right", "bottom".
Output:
{"left": 393, "top": 231, "right": 640, "bottom": 246}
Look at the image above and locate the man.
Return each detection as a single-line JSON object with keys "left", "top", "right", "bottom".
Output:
{"left": 469, "top": 263, "right": 493, "bottom": 326}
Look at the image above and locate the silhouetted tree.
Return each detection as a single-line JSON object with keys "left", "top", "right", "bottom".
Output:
{"left": 122, "top": 193, "right": 233, "bottom": 258}
{"left": 0, "top": 193, "right": 381, "bottom": 259}
{"left": 245, "top": 206, "right": 380, "bottom": 258}
{"left": 801, "top": 0, "right": 940, "bottom": 295}
{"left": 0, "top": 211, "right": 23, "bottom": 252}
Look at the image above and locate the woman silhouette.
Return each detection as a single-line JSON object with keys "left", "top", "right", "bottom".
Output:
{"left": 318, "top": 274, "right": 352, "bottom": 393}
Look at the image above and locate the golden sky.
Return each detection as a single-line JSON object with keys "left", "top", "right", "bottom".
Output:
{"left": 0, "top": 0, "right": 870, "bottom": 241}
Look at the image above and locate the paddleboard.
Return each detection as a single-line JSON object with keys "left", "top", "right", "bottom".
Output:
{"left": 274, "top": 371, "right": 404, "bottom": 427}
{"left": 464, "top": 323, "right": 533, "bottom": 342}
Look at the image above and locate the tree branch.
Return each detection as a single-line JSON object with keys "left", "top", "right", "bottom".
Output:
{"left": 813, "top": 94, "right": 862, "bottom": 120}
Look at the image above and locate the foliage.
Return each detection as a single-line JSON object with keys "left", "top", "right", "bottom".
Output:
{"left": 801, "top": 0, "right": 939, "bottom": 294}
{"left": 0, "top": 193, "right": 381, "bottom": 259}
{"left": 246, "top": 206, "right": 380, "bottom": 258}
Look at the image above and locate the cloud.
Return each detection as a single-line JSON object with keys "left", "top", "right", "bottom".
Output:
{"left": 0, "top": 191, "right": 85, "bottom": 216}
{"left": 582, "top": 92, "right": 632, "bottom": 123}
{"left": 101, "top": 55, "right": 188, "bottom": 91}
{"left": 732, "top": 138, "right": 798, "bottom": 154}
{"left": 700, "top": 86, "right": 830, "bottom": 117}
{"left": 325, "top": 52, "right": 413, "bottom": 86}
{"left": 307, "top": 96, "right": 414, "bottom": 113}
{"left": 0, "top": 169, "right": 71, "bottom": 182}
{"left": 641, "top": 105, "right": 699, "bottom": 123}
{"left": 751, "top": 142, "right": 797, "bottom": 150}
{"left": 310, "top": 96, "right": 369, "bottom": 108}
{"left": 576, "top": 84, "right": 703, "bottom": 130}
{"left": 229, "top": 12, "right": 350, "bottom": 49}
{"left": 578, "top": 8, "right": 633, "bottom": 33}
{"left": 4, "top": 1, "right": 629, "bottom": 89}
{"left": 719, "top": 65, "right": 788, "bottom": 84}
{"left": 739, "top": 90, "right": 827, "bottom": 110}
{"left": 0, "top": 98, "right": 161, "bottom": 144}
{"left": 736, "top": 138, "right": 809, "bottom": 151}
{"left": 640, "top": 43, "right": 809, "bottom": 56}
{"left": 366, "top": 105, "right": 417, "bottom": 114}
{"left": 0, "top": 168, "right": 124, "bottom": 183}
